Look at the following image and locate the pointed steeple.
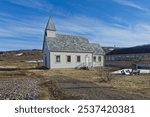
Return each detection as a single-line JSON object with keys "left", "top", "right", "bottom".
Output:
{"left": 46, "top": 17, "right": 56, "bottom": 31}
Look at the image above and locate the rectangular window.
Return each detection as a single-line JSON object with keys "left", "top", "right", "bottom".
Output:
{"left": 98, "top": 56, "right": 101, "bottom": 62}
{"left": 93, "top": 56, "right": 96, "bottom": 62}
{"left": 56, "top": 55, "right": 60, "bottom": 63}
{"left": 67, "top": 55, "right": 71, "bottom": 62}
{"left": 77, "top": 56, "right": 81, "bottom": 62}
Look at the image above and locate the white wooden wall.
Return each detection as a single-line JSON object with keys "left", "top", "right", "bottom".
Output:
{"left": 93, "top": 54, "right": 104, "bottom": 67}
{"left": 50, "top": 52, "right": 93, "bottom": 69}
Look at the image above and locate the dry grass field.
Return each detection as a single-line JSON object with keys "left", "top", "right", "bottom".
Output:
{"left": 35, "top": 68, "right": 150, "bottom": 99}
{"left": 0, "top": 52, "right": 150, "bottom": 99}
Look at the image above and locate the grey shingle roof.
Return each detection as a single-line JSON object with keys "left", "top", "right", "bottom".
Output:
{"left": 46, "top": 34, "right": 104, "bottom": 54}
{"left": 89, "top": 43, "right": 105, "bottom": 54}
{"left": 46, "top": 18, "right": 56, "bottom": 31}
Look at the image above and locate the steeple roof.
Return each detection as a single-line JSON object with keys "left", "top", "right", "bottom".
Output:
{"left": 46, "top": 17, "right": 56, "bottom": 31}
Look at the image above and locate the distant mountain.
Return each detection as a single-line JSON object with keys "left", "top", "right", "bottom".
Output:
{"left": 102, "top": 47, "right": 120, "bottom": 54}
{"left": 0, "top": 49, "right": 42, "bottom": 57}
{"left": 107, "top": 44, "right": 150, "bottom": 55}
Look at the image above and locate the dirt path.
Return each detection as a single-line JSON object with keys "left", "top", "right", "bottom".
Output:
{"left": 48, "top": 76, "right": 148, "bottom": 100}
{"left": 0, "top": 78, "right": 39, "bottom": 100}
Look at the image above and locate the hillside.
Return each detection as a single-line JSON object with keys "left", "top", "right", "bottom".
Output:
{"left": 0, "top": 49, "right": 42, "bottom": 63}
{"left": 107, "top": 44, "right": 150, "bottom": 55}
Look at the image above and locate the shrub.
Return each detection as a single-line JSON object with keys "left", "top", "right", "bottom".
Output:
{"left": 96, "top": 67, "right": 113, "bottom": 82}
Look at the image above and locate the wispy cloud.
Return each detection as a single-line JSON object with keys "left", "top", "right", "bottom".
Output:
{"left": 54, "top": 15, "right": 150, "bottom": 47}
{"left": 0, "top": 12, "right": 47, "bottom": 50}
{"left": 5, "top": 0, "right": 68, "bottom": 17}
{"left": 6, "top": 0, "right": 53, "bottom": 12}
{"left": 113, "top": 0, "right": 150, "bottom": 12}
{"left": 0, "top": 18, "right": 44, "bottom": 39}
{"left": 1, "top": 12, "right": 150, "bottom": 50}
{"left": 1, "top": 0, "right": 150, "bottom": 50}
{"left": 0, "top": 0, "right": 68, "bottom": 50}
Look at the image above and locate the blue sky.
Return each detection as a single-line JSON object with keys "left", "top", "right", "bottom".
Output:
{"left": 1, "top": 0, "right": 150, "bottom": 51}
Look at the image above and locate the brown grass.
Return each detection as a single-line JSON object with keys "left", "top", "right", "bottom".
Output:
{"left": 34, "top": 68, "right": 150, "bottom": 98}
{"left": 0, "top": 55, "right": 150, "bottom": 99}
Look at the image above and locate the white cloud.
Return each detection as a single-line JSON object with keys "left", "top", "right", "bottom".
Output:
{"left": 0, "top": 39, "right": 40, "bottom": 51}
{"left": 0, "top": 23, "right": 43, "bottom": 39}
{"left": 0, "top": 13, "right": 46, "bottom": 50}
{"left": 54, "top": 15, "right": 150, "bottom": 47}
{"left": 1, "top": 10, "right": 150, "bottom": 50}
{"left": 0, "top": 12, "right": 46, "bottom": 38}
{"left": 5, "top": 0, "right": 67, "bottom": 17}
{"left": 113, "top": 0, "right": 150, "bottom": 12}
{"left": 6, "top": 0, "right": 53, "bottom": 12}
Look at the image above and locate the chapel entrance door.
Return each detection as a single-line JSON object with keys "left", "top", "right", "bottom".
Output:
{"left": 85, "top": 56, "right": 89, "bottom": 67}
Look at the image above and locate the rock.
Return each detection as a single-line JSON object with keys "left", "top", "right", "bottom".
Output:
{"left": 0, "top": 78, "right": 39, "bottom": 100}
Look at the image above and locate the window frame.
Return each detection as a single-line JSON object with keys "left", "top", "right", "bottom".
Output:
{"left": 93, "top": 56, "right": 96, "bottom": 62}
{"left": 98, "top": 56, "right": 101, "bottom": 62}
{"left": 66, "top": 55, "right": 71, "bottom": 63}
{"left": 55, "top": 55, "right": 61, "bottom": 63}
{"left": 76, "top": 55, "right": 81, "bottom": 63}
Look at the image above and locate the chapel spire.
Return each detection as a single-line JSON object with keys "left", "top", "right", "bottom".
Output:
{"left": 45, "top": 17, "right": 56, "bottom": 37}
{"left": 46, "top": 17, "right": 56, "bottom": 31}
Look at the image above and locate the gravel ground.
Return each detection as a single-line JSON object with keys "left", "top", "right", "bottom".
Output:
{"left": 0, "top": 78, "right": 39, "bottom": 100}
{"left": 49, "top": 76, "right": 148, "bottom": 100}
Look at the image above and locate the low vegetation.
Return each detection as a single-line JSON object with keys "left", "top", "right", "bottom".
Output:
{"left": 96, "top": 67, "right": 113, "bottom": 82}
{"left": 0, "top": 51, "right": 150, "bottom": 99}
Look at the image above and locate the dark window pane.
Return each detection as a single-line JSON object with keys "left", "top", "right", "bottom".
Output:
{"left": 98, "top": 56, "right": 101, "bottom": 62}
{"left": 56, "top": 55, "right": 60, "bottom": 62}
{"left": 93, "top": 56, "right": 96, "bottom": 62}
{"left": 77, "top": 56, "right": 81, "bottom": 62}
{"left": 67, "top": 56, "right": 71, "bottom": 62}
